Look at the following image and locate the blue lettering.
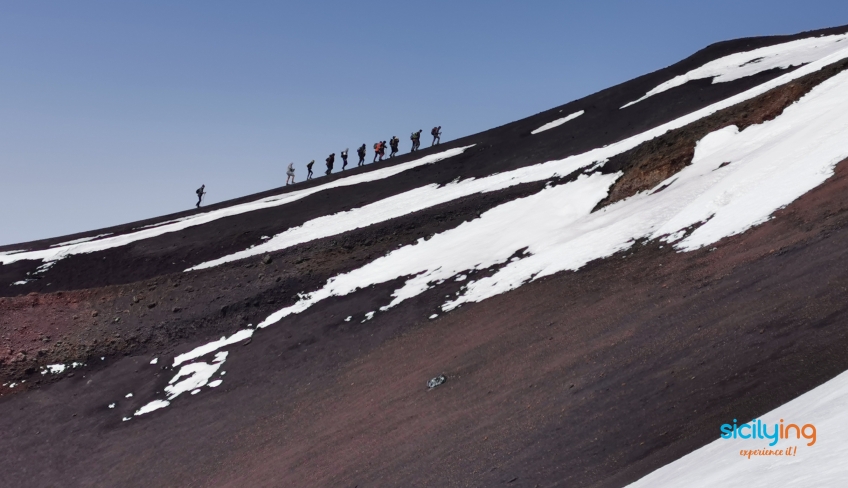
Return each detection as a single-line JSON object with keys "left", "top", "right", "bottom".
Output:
{"left": 720, "top": 424, "right": 733, "bottom": 439}
{"left": 763, "top": 423, "right": 780, "bottom": 446}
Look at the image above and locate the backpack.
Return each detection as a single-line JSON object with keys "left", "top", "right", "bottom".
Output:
{"left": 374, "top": 142, "right": 380, "bottom": 150}
{"left": 431, "top": 127, "right": 438, "bottom": 136}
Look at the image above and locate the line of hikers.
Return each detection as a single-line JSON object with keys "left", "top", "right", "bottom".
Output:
{"left": 196, "top": 127, "right": 442, "bottom": 207}
{"left": 293, "top": 126, "right": 442, "bottom": 184}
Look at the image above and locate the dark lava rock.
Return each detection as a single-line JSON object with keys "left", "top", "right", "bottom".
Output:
{"left": 427, "top": 374, "right": 447, "bottom": 389}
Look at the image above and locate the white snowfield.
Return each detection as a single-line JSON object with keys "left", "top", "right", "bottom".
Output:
{"left": 626, "top": 368, "right": 848, "bottom": 487}
{"left": 622, "top": 32, "right": 848, "bottom": 108}
{"left": 531, "top": 110, "right": 584, "bottom": 134}
{"left": 255, "top": 49, "right": 848, "bottom": 329}
{"left": 0, "top": 146, "right": 473, "bottom": 268}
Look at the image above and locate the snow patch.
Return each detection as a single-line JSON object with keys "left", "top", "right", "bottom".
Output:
{"left": 172, "top": 329, "right": 253, "bottom": 367}
{"left": 42, "top": 364, "right": 66, "bottom": 375}
{"left": 165, "top": 351, "right": 227, "bottom": 399}
{"left": 34, "top": 261, "right": 56, "bottom": 275}
{"left": 134, "top": 399, "right": 170, "bottom": 416}
{"left": 531, "top": 110, "right": 585, "bottom": 134}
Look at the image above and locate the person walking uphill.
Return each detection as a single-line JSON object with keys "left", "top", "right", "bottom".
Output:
{"left": 410, "top": 130, "right": 422, "bottom": 152}
{"left": 306, "top": 160, "right": 314, "bottom": 180}
{"left": 286, "top": 163, "right": 296, "bottom": 185}
{"left": 373, "top": 141, "right": 383, "bottom": 163}
{"left": 389, "top": 136, "right": 399, "bottom": 158}
{"left": 431, "top": 126, "right": 441, "bottom": 146}
{"left": 326, "top": 153, "right": 335, "bottom": 175}
{"left": 357, "top": 144, "right": 366, "bottom": 167}
{"left": 195, "top": 184, "right": 206, "bottom": 208}
{"left": 341, "top": 148, "right": 349, "bottom": 170}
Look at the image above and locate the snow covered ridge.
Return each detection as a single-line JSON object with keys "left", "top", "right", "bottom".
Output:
{"left": 626, "top": 368, "right": 848, "bottom": 487}
{"left": 0, "top": 146, "right": 474, "bottom": 268}
{"left": 254, "top": 54, "right": 848, "bottom": 329}
{"left": 531, "top": 110, "right": 584, "bottom": 134}
{"left": 192, "top": 46, "right": 848, "bottom": 274}
{"left": 622, "top": 33, "right": 848, "bottom": 108}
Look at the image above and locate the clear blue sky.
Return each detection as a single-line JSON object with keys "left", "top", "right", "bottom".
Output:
{"left": 2, "top": 1, "right": 847, "bottom": 246}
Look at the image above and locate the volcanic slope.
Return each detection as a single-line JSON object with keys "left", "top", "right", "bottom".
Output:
{"left": 4, "top": 25, "right": 848, "bottom": 487}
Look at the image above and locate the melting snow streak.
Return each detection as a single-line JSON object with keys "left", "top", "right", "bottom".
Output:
{"left": 531, "top": 110, "right": 584, "bottom": 134}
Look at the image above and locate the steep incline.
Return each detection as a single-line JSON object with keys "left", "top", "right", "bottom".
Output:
{"left": 3, "top": 24, "right": 848, "bottom": 488}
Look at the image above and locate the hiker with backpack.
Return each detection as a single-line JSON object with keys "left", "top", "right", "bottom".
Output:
{"left": 373, "top": 141, "right": 383, "bottom": 163}
{"left": 431, "top": 126, "right": 441, "bottom": 146}
{"left": 411, "top": 130, "right": 422, "bottom": 152}
{"left": 341, "top": 148, "right": 349, "bottom": 170}
{"left": 195, "top": 184, "right": 205, "bottom": 208}
{"left": 306, "top": 160, "right": 314, "bottom": 180}
{"left": 379, "top": 141, "right": 387, "bottom": 160}
{"left": 357, "top": 144, "right": 367, "bottom": 166}
{"left": 286, "top": 163, "right": 295, "bottom": 185}
{"left": 325, "top": 153, "right": 335, "bottom": 175}
{"left": 389, "top": 136, "right": 399, "bottom": 158}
